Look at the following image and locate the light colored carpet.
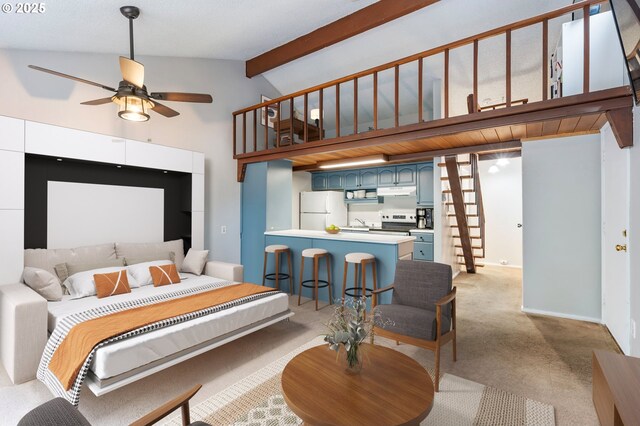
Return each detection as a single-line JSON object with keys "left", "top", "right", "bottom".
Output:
{"left": 163, "top": 336, "right": 555, "bottom": 426}
{"left": 0, "top": 266, "right": 618, "bottom": 425}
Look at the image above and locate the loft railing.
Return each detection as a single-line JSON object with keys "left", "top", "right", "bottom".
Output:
{"left": 232, "top": 0, "right": 607, "bottom": 158}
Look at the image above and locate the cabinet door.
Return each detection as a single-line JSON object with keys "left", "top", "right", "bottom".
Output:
{"left": 326, "top": 172, "right": 344, "bottom": 190}
{"left": 396, "top": 164, "right": 417, "bottom": 186}
{"left": 377, "top": 167, "right": 396, "bottom": 187}
{"left": 417, "top": 163, "right": 434, "bottom": 205}
{"left": 360, "top": 169, "right": 378, "bottom": 188}
{"left": 344, "top": 171, "right": 360, "bottom": 189}
{"left": 311, "top": 173, "right": 328, "bottom": 191}
{"left": 413, "top": 241, "right": 434, "bottom": 261}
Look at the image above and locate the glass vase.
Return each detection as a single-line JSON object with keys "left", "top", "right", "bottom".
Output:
{"left": 341, "top": 344, "right": 363, "bottom": 374}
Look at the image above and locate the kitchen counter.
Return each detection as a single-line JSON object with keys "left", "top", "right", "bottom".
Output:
{"left": 265, "top": 229, "right": 415, "bottom": 244}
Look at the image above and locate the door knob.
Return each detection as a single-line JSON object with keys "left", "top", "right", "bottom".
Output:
{"left": 517, "top": 223, "right": 523, "bottom": 228}
{"left": 616, "top": 244, "right": 627, "bottom": 252}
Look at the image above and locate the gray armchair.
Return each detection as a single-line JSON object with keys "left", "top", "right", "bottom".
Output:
{"left": 18, "top": 385, "right": 209, "bottom": 426}
{"left": 372, "top": 260, "right": 457, "bottom": 392}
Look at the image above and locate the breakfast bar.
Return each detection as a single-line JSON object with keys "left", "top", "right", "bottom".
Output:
{"left": 264, "top": 230, "right": 415, "bottom": 305}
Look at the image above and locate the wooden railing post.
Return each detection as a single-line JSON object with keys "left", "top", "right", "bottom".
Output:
{"left": 233, "top": 113, "right": 237, "bottom": 156}
{"left": 242, "top": 112, "right": 246, "bottom": 155}
{"left": 253, "top": 109, "right": 257, "bottom": 152}
{"left": 418, "top": 57, "right": 424, "bottom": 123}
{"left": 373, "top": 72, "right": 378, "bottom": 130}
{"left": 276, "top": 101, "right": 281, "bottom": 148}
{"left": 354, "top": 78, "right": 359, "bottom": 134}
{"left": 506, "top": 30, "right": 512, "bottom": 107}
{"left": 319, "top": 88, "right": 324, "bottom": 141}
{"left": 336, "top": 84, "right": 341, "bottom": 138}
{"left": 583, "top": 5, "right": 590, "bottom": 94}
{"left": 473, "top": 39, "right": 478, "bottom": 110}
{"left": 444, "top": 48, "right": 449, "bottom": 118}
{"left": 304, "top": 93, "right": 308, "bottom": 142}
{"left": 264, "top": 102, "right": 269, "bottom": 149}
{"left": 543, "top": 19, "right": 548, "bottom": 101}
{"left": 289, "top": 97, "right": 294, "bottom": 145}
{"left": 394, "top": 65, "right": 400, "bottom": 127}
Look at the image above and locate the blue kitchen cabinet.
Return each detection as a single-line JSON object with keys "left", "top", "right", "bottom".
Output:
{"left": 411, "top": 232, "right": 434, "bottom": 261}
{"left": 417, "top": 162, "right": 434, "bottom": 205}
{"left": 344, "top": 168, "right": 377, "bottom": 189}
{"left": 377, "top": 165, "right": 416, "bottom": 187}
{"left": 311, "top": 172, "right": 328, "bottom": 191}
{"left": 326, "top": 172, "right": 344, "bottom": 190}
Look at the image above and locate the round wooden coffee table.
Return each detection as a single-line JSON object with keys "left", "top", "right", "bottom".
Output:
{"left": 281, "top": 344, "right": 434, "bottom": 426}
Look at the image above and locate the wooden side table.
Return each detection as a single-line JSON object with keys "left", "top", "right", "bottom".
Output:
{"left": 592, "top": 350, "right": 640, "bottom": 426}
{"left": 282, "top": 344, "right": 434, "bottom": 426}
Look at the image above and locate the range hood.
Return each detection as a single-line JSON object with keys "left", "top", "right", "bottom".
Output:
{"left": 377, "top": 186, "right": 416, "bottom": 197}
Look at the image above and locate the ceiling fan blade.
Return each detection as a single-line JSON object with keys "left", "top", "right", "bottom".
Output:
{"left": 28, "top": 65, "right": 116, "bottom": 92}
{"left": 151, "top": 101, "right": 180, "bottom": 118}
{"left": 150, "top": 92, "right": 213, "bottom": 103}
{"left": 81, "top": 97, "right": 114, "bottom": 106}
{"left": 119, "top": 56, "right": 145, "bottom": 88}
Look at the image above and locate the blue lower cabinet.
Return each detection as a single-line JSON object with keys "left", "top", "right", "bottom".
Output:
{"left": 413, "top": 241, "right": 434, "bottom": 261}
{"left": 264, "top": 236, "right": 400, "bottom": 308}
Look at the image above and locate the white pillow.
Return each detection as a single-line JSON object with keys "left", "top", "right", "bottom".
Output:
{"left": 22, "top": 267, "right": 63, "bottom": 301}
{"left": 128, "top": 260, "right": 176, "bottom": 286}
{"left": 181, "top": 249, "right": 209, "bottom": 275}
{"left": 64, "top": 266, "right": 139, "bottom": 299}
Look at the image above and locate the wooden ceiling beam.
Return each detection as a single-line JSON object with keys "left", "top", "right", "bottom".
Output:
{"left": 245, "top": 0, "right": 439, "bottom": 78}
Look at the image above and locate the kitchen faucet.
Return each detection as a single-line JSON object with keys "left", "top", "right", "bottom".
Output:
{"left": 355, "top": 218, "right": 367, "bottom": 227}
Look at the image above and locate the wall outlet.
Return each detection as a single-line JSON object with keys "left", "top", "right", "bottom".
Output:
{"left": 632, "top": 319, "right": 637, "bottom": 339}
{"left": 500, "top": 259, "right": 508, "bottom": 265}
{"left": 221, "top": 225, "right": 227, "bottom": 234}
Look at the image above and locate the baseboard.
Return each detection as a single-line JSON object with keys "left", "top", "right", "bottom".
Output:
{"left": 452, "top": 270, "right": 460, "bottom": 280}
{"left": 521, "top": 306, "right": 602, "bottom": 324}
{"left": 481, "top": 262, "right": 522, "bottom": 269}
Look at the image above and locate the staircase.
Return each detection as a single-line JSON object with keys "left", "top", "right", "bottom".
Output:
{"left": 439, "top": 154, "right": 485, "bottom": 273}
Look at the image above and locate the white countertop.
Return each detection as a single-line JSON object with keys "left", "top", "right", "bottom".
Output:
{"left": 265, "top": 229, "right": 415, "bottom": 244}
{"left": 409, "top": 229, "right": 435, "bottom": 233}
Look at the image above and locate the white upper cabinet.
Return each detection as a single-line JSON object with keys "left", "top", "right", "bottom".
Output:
{"left": 0, "top": 151, "right": 24, "bottom": 210}
{"left": 125, "top": 140, "right": 192, "bottom": 173}
{"left": 192, "top": 173, "right": 205, "bottom": 212}
{"left": 0, "top": 116, "right": 24, "bottom": 152}
{"left": 25, "top": 122, "right": 126, "bottom": 164}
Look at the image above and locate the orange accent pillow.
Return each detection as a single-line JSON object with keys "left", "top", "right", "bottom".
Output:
{"left": 149, "top": 264, "right": 181, "bottom": 287}
{"left": 94, "top": 270, "right": 132, "bottom": 299}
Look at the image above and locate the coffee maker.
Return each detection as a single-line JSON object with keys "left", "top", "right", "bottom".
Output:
{"left": 416, "top": 208, "right": 433, "bottom": 229}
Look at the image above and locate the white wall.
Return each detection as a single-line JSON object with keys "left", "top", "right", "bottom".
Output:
{"left": 630, "top": 105, "right": 640, "bottom": 356}
{"left": 291, "top": 171, "right": 311, "bottom": 229}
{"left": 478, "top": 157, "right": 523, "bottom": 267}
{"left": 0, "top": 48, "right": 280, "bottom": 263}
{"left": 522, "top": 134, "right": 602, "bottom": 322}
{"left": 346, "top": 197, "right": 417, "bottom": 227}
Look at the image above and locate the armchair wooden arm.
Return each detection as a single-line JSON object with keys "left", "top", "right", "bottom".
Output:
{"left": 371, "top": 284, "right": 394, "bottom": 308}
{"left": 130, "top": 384, "right": 202, "bottom": 426}
{"left": 435, "top": 287, "right": 457, "bottom": 343}
{"left": 435, "top": 287, "right": 457, "bottom": 306}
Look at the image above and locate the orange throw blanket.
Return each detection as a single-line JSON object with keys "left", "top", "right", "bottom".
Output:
{"left": 49, "top": 283, "right": 275, "bottom": 390}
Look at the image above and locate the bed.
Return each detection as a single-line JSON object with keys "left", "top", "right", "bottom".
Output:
{"left": 0, "top": 240, "right": 293, "bottom": 404}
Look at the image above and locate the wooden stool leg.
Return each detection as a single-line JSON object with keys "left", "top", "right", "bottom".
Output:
{"left": 314, "top": 255, "right": 319, "bottom": 311}
{"left": 287, "top": 249, "right": 293, "bottom": 295}
{"left": 298, "top": 256, "right": 304, "bottom": 306}
{"left": 372, "top": 259, "right": 378, "bottom": 292}
{"left": 353, "top": 263, "right": 359, "bottom": 299}
{"left": 342, "top": 261, "right": 348, "bottom": 303}
{"left": 275, "top": 251, "right": 280, "bottom": 291}
{"left": 326, "top": 254, "right": 332, "bottom": 305}
{"left": 361, "top": 261, "right": 366, "bottom": 299}
{"left": 434, "top": 342, "right": 441, "bottom": 392}
{"left": 262, "top": 252, "right": 268, "bottom": 286}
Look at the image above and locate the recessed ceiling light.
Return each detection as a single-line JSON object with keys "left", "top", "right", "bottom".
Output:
{"left": 496, "top": 158, "right": 510, "bottom": 166}
{"left": 319, "top": 154, "right": 388, "bottom": 169}
{"left": 488, "top": 165, "right": 500, "bottom": 174}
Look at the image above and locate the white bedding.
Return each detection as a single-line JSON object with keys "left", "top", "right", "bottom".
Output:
{"left": 46, "top": 275, "right": 289, "bottom": 380}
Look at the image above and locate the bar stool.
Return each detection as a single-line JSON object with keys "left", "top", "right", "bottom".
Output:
{"left": 342, "top": 252, "right": 377, "bottom": 302}
{"left": 262, "top": 245, "right": 293, "bottom": 294}
{"left": 298, "top": 248, "right": 333, "bottom": 310}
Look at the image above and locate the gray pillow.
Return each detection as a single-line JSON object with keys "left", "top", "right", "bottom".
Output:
{"left": 22, "top": 267, "right": 63, "bottom": 301}
{"left": 181, "top": 249, "right": 209, "bottom": 275}
{"left": 116, "top": 240, "right": 185, "bottom": 271}
{"left": 55, "top": 258, "right": 126, "bottom": 283}
{"left": 124, "top": 252, "right": 175, "bottom": 266}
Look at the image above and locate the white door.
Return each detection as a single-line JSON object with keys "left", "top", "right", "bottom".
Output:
{"left": 601, "top": 123, "right": 630, "bottom": 353}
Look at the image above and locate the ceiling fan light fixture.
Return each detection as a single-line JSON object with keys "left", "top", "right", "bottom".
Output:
{"left": 114, "top": 95, "right": 153, "bottom": 122}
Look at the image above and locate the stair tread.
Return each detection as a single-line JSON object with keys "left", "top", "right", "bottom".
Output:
{"left": 457, "top": 262, "right": 485, "bottom": 267}
{"left": 443, "top": 189, "right": 474, "bottom": 193}
{"left": 437, "top": 161, "right": 471, "bottom": 167}
{"left": 453, "top": 235, "right": 482, "bottom": 239}
{"left": 457, "top": 255, "right": 485, "bottom": 259}
{"left": 441, "top": 175, "right": 472, "bottom": 180}
{"left": 449, "top": 225, "right": 481, "bottom": 228}
{"left": 448, "top": 214, "right": 479, "bottom": 217}
{"left": 455, "top": 245, "right": 483, "bottom": 249}
{"left": 445, "top": 202, "right": 476, "bottom": 205}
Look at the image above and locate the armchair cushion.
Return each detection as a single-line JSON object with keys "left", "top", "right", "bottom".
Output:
{"left": 376, "top": 304, "right": 450, "bottom": 341}
{"left": 18, "top": 398, "right": 90, "bottom": 426}
{"left": 392, "top": 260, "right": 452, "bottom": 314}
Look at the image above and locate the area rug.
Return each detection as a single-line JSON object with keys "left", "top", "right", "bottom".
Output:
{"left": 163, "top": 337, "right": 555, "bottom": 426}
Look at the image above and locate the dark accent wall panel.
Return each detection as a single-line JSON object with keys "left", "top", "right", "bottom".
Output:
{"left": 24, "top": 154, "right": 192, "bottom": 251}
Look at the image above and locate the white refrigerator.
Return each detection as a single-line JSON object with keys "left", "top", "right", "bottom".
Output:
{"left": 300, "top": 191, "right": 347, "bottom": 231}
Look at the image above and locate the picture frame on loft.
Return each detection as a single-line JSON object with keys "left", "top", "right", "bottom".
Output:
{"left": 260, "top": 95, "right": 277, "bottom": 128}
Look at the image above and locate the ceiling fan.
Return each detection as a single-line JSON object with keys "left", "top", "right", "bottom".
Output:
{"left": 28, "top": 6, "right": 213, "bottom": 122}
